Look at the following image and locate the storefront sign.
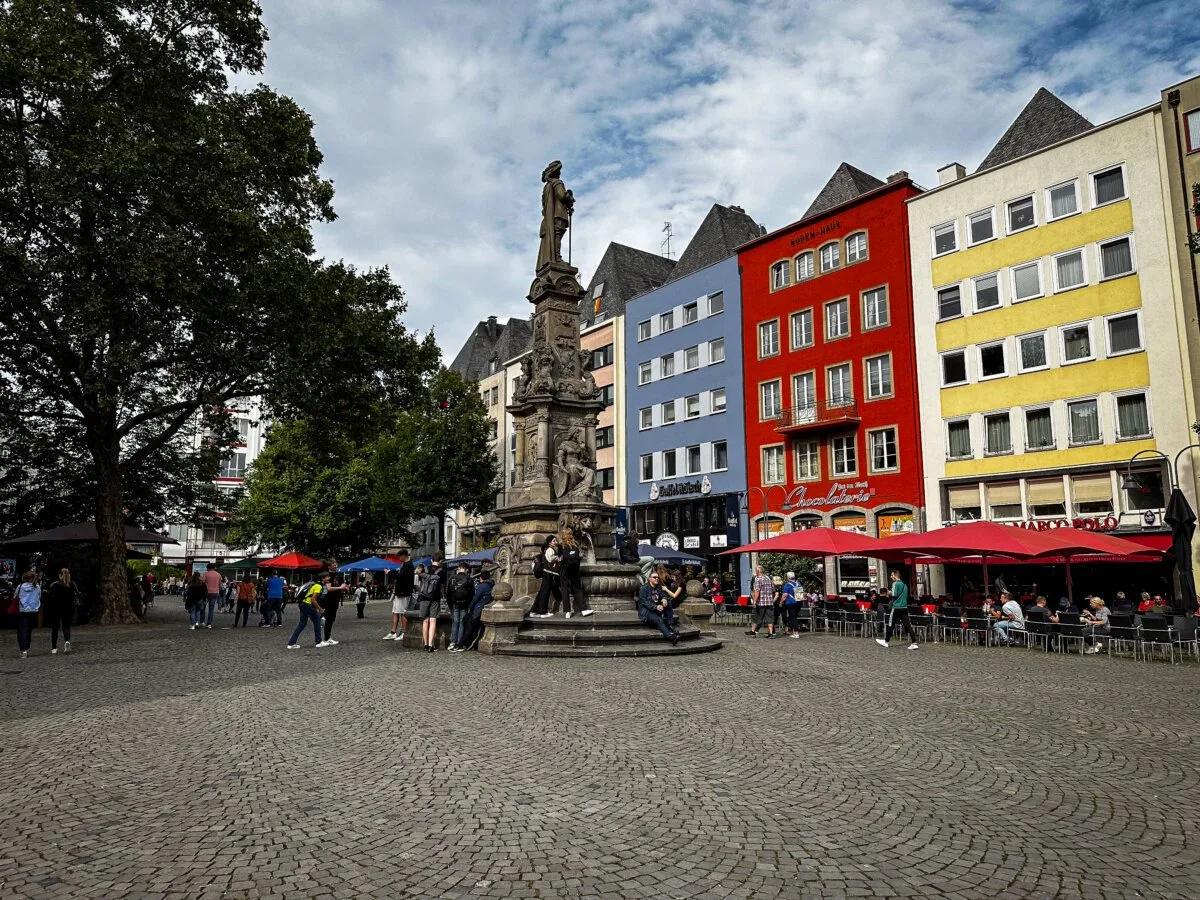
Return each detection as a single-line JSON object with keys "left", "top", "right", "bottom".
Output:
{"left": 784, "top": 481, "right": 877, "bottom": 510}
{"left": 649, "top": 476, "right": 712, "bottom": 501}
{"left": 683, "top": 536, "right": 700, "bottom": 549}
{"left": 1014, "top": 516, "right": 1119, "bottom": 532}
{"left": 710, "top": 535, "right": 728, "bottom": 548}
{"left": 789, "top": 219, "right": 841, "bottom": 247}
{"left": 656, "top": 532, "right": 680, "bottom": 550}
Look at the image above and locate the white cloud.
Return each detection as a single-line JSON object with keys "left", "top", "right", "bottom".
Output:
{"left": 255, "top": 0, "right": 1198, "bottom": 358}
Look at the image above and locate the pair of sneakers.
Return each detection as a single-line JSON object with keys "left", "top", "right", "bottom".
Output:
{"left": 875, "top": 638, "right": 919, "bottom": 650}
{"left": 382, "top": 632, "right": 399, "bottom": 640}
{"left": 50, "top": 641, "right": 72, "bottom": 655}
{"left": 448, "top": 644, "right": 465, "bottom": 653}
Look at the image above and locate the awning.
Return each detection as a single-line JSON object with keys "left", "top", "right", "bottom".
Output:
{"left": 1, "top": 522, "right": 172, "bottom": 546}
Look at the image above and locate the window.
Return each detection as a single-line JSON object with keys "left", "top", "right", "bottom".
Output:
{"left": 685, "top": 394, "right": 701, "bottom": 419}
{"left": 762, "top": 446, "right": 785, "bottom": 484}
{"left": 1106, "top": 312, "right": 1142, "bottom": 356}
{"left": 758, "top": 320, "right": 780, "bottom": 358}
{"left": 1053, "top": 249, "right": 1086, "bottom": 291}
{"left": 488, "top": 419, "right": 499, "bottom": 441}
{"left": 795, "top": 252, "right": 814, "bottom": 281}
{"left": 827, "top": 364, "right": 852, "bottom": 406}
{"left": 819, "top": 242, "right": 840, "bottom": 272}
{"left": 640, "top": 454, "right": 653, "bottom": 482}
{"left": 825, "top": 298, "right": 849, "bottom": 339}
{"left": 490, "top": 387, "right": 499, "bottom": 405}
{"left": 1116, "top": 392, "right": 1151, "bottom": 439}
{"left": 845, "top": 232, "right": 868, "bottom": 263}
{"left": 1099, "top": 236, "right": 1134, "bottom": 279}
{"left": 638, "top": 361, "right": 652, "bottom": 385}
{"left": 1067, "top": 399, "right": 1100, "bottom": 445}
{"left": 760, "top": 380, "right": 782, "bottom": 420}
{"left": 1073, "top": 473, "right": 1114, "bottom": 516}
{"left": 708, "top": 337, "right": 725, "bottom": 364}
{"left": 590, "top": 344, "right": 613, "bottom": 369}
{"left": 949, "top": 484, "right": 982, "bottom": 522}
{"left": 1027, "top": 478, "right": 1066, "bottom": 518}
{"left": 979, "top": 342, "right": 1006, "bottom": 379}
{"left": 973, "top": 273, "right": 1000, "bottom": 311}
{"left": 869, "top": 427, "right": 898, "bottom": 472}
{"left": 831, "top": 436, "right": 857, "bottom": 476}
{"left": 1007, "top": 195, "right": 1035, "bottom": 233}
{"left": 660, "top": 353, "right": 675, "bottom": 378}
{"left": 235, "top": 417, "right": 251, "bottom": 441}
{"left": 639, "top": 407, "right": 652, "bottom": 430}
{"left": 1024, "top": 407, "right": 1055, "bottom": 450}
{"left": 984, "top": 412, "right": 1011, "bottom": 455}
{"left": 220, "top": 452, "right": 247, "bottom": 478}
{"left": 794, "top": 440, "right": 820, "bottom": 480}
{"left": 1124, "top": 468, "right": 1165, "bottom": 512}
{"left": 683, "top": 302, "right": 699, "bottom": 325}
{"left": 790, "top": 309, "right": 813, "bottom": 349}
{"left": 792, "top": 371, "right": 815, "bottom": 411}
{"left": 865, "top": 354, "right": 892, "bottom": 399}
{"left": 713, "top": 440, "right": 728, "bottom": 471}
{"left": 707, "top": 292, "right": 724, "bottom": 315}
{"left": 711, "top": 387, "right": 727, "bottom": 414}
{"left": 663, "top": 450, "right": 677, "bottom": 478}
{"left": 596, "top": 425, "right": 614, "bottom": 449}
{"left": 1092, "top": 165, "right": 1126, "bottom": 206}
{"left": 933, "top": 221, "right": 957, "bottom": 255}
{"left": 862, "top": 287, "right": 888, "bottom": 329}
{"left": 937, "top": 285, "right": 962, "bottom": 320}
{"left": 637, "top": 320, "right": 651, "bottom": 341}
{"left": 598, "top": 384, "right": 614, "bottom": 407}
{"left": 1012, "top": 261, "right": 1042, "bottom": 301}
{"left": 1061, "top": 323, "right": 1093, "bottom": 364}
{"left": 947, "top": 419, "right": 972, "bottom": 459}
{"left": 968, "top": 209, "right": 994, "bottom": 245}
{"left": 684, "top": 345, "right": 700, "bottom": 371}
{"left": 771, "top": 260, "right": 790, "bottom": 290}
{"left": 1017, "top": 332, "right": 1048, "bottom": 372}
{"left": 987, "top": 482, "right": 1023, "bottom": 521}
{"left": 1187, "top": 109, "right": 1200, "bottom": 152}
{"left": 598, "top": 468, "right": 615, "bottom": 491}
{"left": 1044, "top": 180, "right": 1079, "bottom": 220}
{"left": 660, "top": 401, "right": 676, "bottom": 425}
{"left": 941, "top": 350, "right": 967, "bottom": 386}
{"left": 659, "top": 311, "right": 674, "bottom": 332}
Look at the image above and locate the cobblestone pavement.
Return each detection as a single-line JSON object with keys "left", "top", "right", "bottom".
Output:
{"left": 2, "top": 600, "right": 1199, "bottom": 899}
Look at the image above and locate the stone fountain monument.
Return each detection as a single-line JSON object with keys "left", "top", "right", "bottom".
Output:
{"left": 479, "top": 162, "right": 721, "bottom": 658}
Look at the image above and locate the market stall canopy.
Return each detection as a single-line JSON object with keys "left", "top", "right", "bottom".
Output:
{"left": 218, "top": 556, "right": 269, "bottom": 575}
{"left": 720, "top": 527, "right": 897, "bottom": 559}
{"left": 1, "top": 522, "right": 171, "bottom": 546}
{"left": 259, "top": 551, "right": 323, "bottom": 570}
{"left": 337, "top": 556, "right": 401, "bottom": 573}
{"left": 446, "top": 547, "right": 498, "bottom": 566}
{"left": 637, "top": 544, "right": 707, "bottom": 566}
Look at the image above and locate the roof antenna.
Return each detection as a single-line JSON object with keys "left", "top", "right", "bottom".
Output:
{"left": 660, "top": 221, "right": 674, "bottom": 259}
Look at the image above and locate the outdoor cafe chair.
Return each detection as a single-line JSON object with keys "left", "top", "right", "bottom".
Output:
{"left": 1054, "top": 612, "right": 1086, "bottom": 654}
{"left": 1105, "top": 614, "right": 1139, "bottom": 659}
{"left": 907, "top": 606, "right": 936, "bottom": 644}
{"left": 937, "top": 605, "right": 963, "bottom": 645}
{"left": 841, "top": 599, "right": 869, "bottom": 638}
{"left": 961, "top": 610, "right": 992, "bottom": 647}
{"left": 823, "top": 600, "right": 845, "bottom": 636}
{"left": 1022, "top": 613, "right": 1053, "bottom": 651}
{"left": 1137, "top": 615, "right": 1176, "bottom": 664}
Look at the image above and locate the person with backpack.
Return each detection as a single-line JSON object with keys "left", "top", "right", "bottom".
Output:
{"left": 414, "top": 558, "right": 444, "bottom": 652}
{"left": 286, "top": 576, "right": 330, "bottom": 649}
{"left": 45, "top": 567, "right": 79, "bottom": 655}
{"left": 529, "top": 535, "right": 561, "bottom": 619}
{"left": 446, "top": 561, "right": 476, "bottom": 652}
{"left": 355, "top": 579, "right": 368, "bottom": 618}
{"left": 558, "top": 526, "right": 592, "bottom": 619}
{"left": 14, "top": 570, "right": 42, "bottom": 659}
{"left": 461, "top": 565, "right": 495, "bottom": 651}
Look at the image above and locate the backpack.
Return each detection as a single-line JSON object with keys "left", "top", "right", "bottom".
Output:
{"left": 532, "top": 553, "right": 545, "bottom": 579}
{"left": 448, "top": 572, "right": 474, "bottom": 607}
{"left": 417, "top": 571, "right": 440, "bottom": 601}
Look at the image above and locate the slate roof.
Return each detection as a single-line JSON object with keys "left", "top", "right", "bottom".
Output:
{"left": 665, "top": 204, "right": 764, "bottom": 283}
{"left": 448, "top": 316, "right": 532, "bottom": 382}
{"left": 802, "top": 163, "right": 886, "bottom": 219}
{"left": 976, "top": 87, "right": 1093, "bottom": 173}
{"left": 581, "top": 242, "right": 676, "bottom": 326}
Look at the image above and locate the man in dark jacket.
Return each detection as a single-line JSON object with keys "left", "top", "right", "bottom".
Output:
{"left": 637, "top": 570, "right": 679, "bottom": 645}
{"left": 385, "top": 549, "right": 415, "bottom": 641}
{"left": 447, "top": 561, "right": 475, "bottom": 652}
{"left": 461, "top": 567, "right": 495, "bottom": 651}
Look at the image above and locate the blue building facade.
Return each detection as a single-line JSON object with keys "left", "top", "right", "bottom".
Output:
{"left": 623, "top": 205, "right": 758, "bottom": 593}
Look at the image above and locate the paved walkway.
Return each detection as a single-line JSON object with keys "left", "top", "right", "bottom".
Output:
{"left": 2, "top": 600, "right": 1198, "bottom": 899}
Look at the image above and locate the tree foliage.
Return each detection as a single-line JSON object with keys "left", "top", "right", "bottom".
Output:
{"left": 757, "top": 553, "right": 820, "bottom": 586}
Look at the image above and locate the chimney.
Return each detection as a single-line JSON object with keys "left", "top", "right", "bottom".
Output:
{"left": 887, "top": 170, "right": 909, "bottom": 183}
{"left": 937, "top": 163, "right": 966, "bottom": 185}
{"left": 486, "top": 315, "right": 498, "bottom": 339}
{"left": 729, "top": 205, "right": 745, "bottom": 213}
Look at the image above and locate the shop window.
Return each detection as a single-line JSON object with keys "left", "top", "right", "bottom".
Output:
{"left": 876, "top": 509, "right": 915, "bottom": 539}
{"left": 791, "top": 514, "right": 821, "bottom": 531}
{"left": 987, "top": 482, "right": 1022, "bottom": 520}
{"left": 1123, "top": 468, "right": 1164, "bottom": 512}
{"left": 1027, "top": 478, "right": 1066, "bottom": 518}
{"left": 837, "top": 556, "right": 871, "bottom": 590}
{"left": 948, "top": 484, "right": 982, "bottom": 522}
{"left": 1072, "top": 473, "right": 1113, "bottom": 516}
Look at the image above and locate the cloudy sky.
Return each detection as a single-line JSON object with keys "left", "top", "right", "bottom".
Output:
{"left": 255, "top": 0, "right": 1199, "bottom": 357}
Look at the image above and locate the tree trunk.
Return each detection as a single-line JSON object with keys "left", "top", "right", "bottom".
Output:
{"left": 95, "top": 444, "right": 138, "bottom": 625}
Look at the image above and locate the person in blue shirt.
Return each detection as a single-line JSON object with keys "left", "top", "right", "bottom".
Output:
{"left": 781, "top": 572, "right": 800, "bottom": 638}
{"left": 15, "top": 570, "right": 42, "bottom": 659}
{"left": 260, "top": 572, "right": 286, "bottom": 627}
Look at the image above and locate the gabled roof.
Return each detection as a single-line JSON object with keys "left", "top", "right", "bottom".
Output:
{"left": 803, "top": 163, "right": 885, "bottom": 219}
{"left": 581, "top": 242, "right": 675, "bottom": 325}
{"left": 666, "top": 204, "right": 763, "bottom": 283}
{"left": 449, "top": 317, "right": 532, "bottom": 382}
{"left": 976, "top": 87, "right": 1093, "bottom": 173}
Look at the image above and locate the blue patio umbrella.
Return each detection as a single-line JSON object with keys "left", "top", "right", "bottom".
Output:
{"left": 337, "top": 555, "right": 401, "bottom": 573}
{"left": 446, "top": 547, "right": 498, "bottom": 566}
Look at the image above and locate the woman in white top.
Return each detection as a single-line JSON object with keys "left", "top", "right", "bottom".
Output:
{"left": 529, "top": 535, "right": 562, "bottom": 618}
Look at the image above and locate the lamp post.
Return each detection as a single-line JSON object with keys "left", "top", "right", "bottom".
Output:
{"left": 1121, "top": 422, "right": 1200, "bottom": 500}
{"left": 743, "top": 485, "right": 788, "bottom": 540}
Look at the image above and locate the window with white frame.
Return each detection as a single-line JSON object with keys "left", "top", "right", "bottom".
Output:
{"left": 1106, "top": 312, "right": 1142, "bottom": 355}
{"left": 1099, "top": 236, "right": 1134, "bottom": 279}
{"left": 1068, "top": 398, "right": 1100, "bottom": 445}
{"left": 220, "top": 452, "right": 247, "bottom": 478}
{"left": 682, "top": 301, "right": 699, "bottom": 325}
{"left": 659, "top": 310, "right": 674, "bottom": 332}
{"left": 684, "top": 345, "right": 700, "bottom": 371}
{"left": 1073, "top": 473, "right": 1115, "bottom": 515}
{"left": 1092, "top": 165, "right": 1126, "bottom": 206}
{"left": 947, "top": 419, "right": 972, "bottom": 459}
{"left": 825, "top": 298, "right": 850, "bottom": 339}
{"left": 711, "top": 387, "right": 727, "bottom": 414}
{"left": 686, "top": 445, "right": 701, "bottom": 474}
{"left": 1007, "top": 195, "right": 1036, "bottom": 233}
{"left": 865, "top": 354, "right": 892, "bottom": 399}
{"left": 660, "top": 353, "right": 675, "bottom": 378}
{"left": 827, "top": 364, "right": 852, "bottom": 406}
{"left": 988, "top": 483, "right": 1023, "bottom": 521}
{"left": 713, "top": 440, "right": 729, "bottom": 471}
{"left": 638, "top": 361, "right": 652, "bottom": 384}
{"left": 661, "top": 400, "right": 676, "bottom": 425}
{"left": 1027, "top": 478, "right": 1066, "bottom": 518}
{"left": 771, "top": 260, "right": 790, "bottom": 290}
{"left": 1046, "top": 179, "right": 1079, "bottom": 220}
{"left": 863, "top": 287, "right": 888, "bottom": 328}
{"left": 983, "top": 412, "right": 1012, "bottom": 455}
{"left": 790, "top": 309, "right": 814, "bottom": 349}
{"left": 1061, "top": 323, "right": 1093, "bottom": 364}
{"left": 973, "top": 273, "right": 1000, "bottom": 311}
{"left": 1017, "top": 332, "right": 1048, "bottom": 372}
{"left": 979, "top": 341, "right": 1006, "bottom": 379}
{"left": 794, "top": 440, "right": 820, "bottom": 480}
{"left": 640, "top": 454, "right": 653, "bottom": 481}
{"left": 685, "top": 394, "right": 700, "bottom": 419}
{"left": 942, "top": 350, "right": 967, "bottom": 386}
{"left": 869, "top": 427, "right": 898, "bottom": 472}
{"left": 792, "top": 371, "right": 816, "bottom": 411}
{"left": 639, "top": 407, "right": 652, "bottom": 430}
{"left": 707, "top": 292, "right": 725, "bottom": 315}
{"left": 637, "top": 320, "right": 651, "bottom": 341}
{"left": 1187, "top": 109, "right": 1200, "bottom": 152}
{"left": 795, "top": 252, "right": 814, "bottom": 281}
{"left": 819, "top": 241, "right": 840, "bottom": 272}
{"left": 758, "top": 320, "right": 779, "bottom": 358}
{"left": 1053, "top": 248, "right": 1086, "bottom": 291}
{"left": 762, "top": 445, "right": 785, "bottom": 484}
{"left": 845, "top": 232, "right": 868, "bottom": 263}
{"left": 760, "top": 380, "right": 782, "bottom": 419}
{"left": 968, "top": 209, "right": 994, "bottom": 245}
{"left": 1024, "top": 407, "right": 1055, "bottom": 450}
{"left": 709, "top": 337, "right": 725, "bottom": 363}
{"left": 1012, "top": 261, "right": 1042, "bottom": 301}
{"left": 831, "top": 435, "right": 857, "bottom": 476}
{"left": 1116, "top": 392, "right": 1151, "bottom": 439}
{"left": 933, "top": 221, "right": 957, "bottom": 255}
{"left": 937, "top": 284, "right": 962, "bottom": 320}
{"left": 663, "top": 450, "right": 678, "bottom": 478}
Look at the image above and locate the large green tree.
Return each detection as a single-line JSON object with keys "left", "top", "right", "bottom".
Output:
{"left": 0, "top": 2, "right": 426, "bottom": 621}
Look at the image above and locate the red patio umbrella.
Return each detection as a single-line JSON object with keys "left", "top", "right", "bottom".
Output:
{"left": 719, "top": 526, "right": 895, "bottom": 558}
{"left": 1025, "top": 527, "right": 1163, "bottom": 603}
{"left": 260, "top": 551, "right": 324, "bottom": 570}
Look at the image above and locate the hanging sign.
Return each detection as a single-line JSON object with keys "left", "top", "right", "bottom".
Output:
{"left": 784, "top": 481, "right": 877, "bottom": 510}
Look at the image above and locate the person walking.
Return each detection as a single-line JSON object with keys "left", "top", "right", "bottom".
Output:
{"left": 876, "top": 569, "right": 919, "bottom": 650}
{"left": 14, "top": 570, "right": 42, "bottom": 658}
{"left": 745, "top": 565, "right": 776, "bottom": 637}
{"left": 384, "top": 549, "right": 415, "bottom": 641}
{"left": 558, "top": 526, "right": 593, "bottom": 619}
{"left": 355, "top": 579, "right": 368, "bottom": 618}
{"left": 45, "top": 567, "right": 78, "bottom": 655}
{"left": 446, "top": 561, "right": 475, "bottom": 652}
{"left": 235, "top": 576, "right": 256, "bottom": 627}
{"left": 781, "top": 571, "right": 800, "bottom": 638}
{"left": 286, "top": 577, "right": 329, "bottom": 649}
{"left": 321, "top": 576, "right": 350, "bottom": 645}
{"left": 184, "top": 573, "right": 206, "bottom": 629}
{"left": 200, "top": 563, "right": 221, "bottom": 629}
{"left": 636, "top": 569, "right": 679, "bottom": 646}
{"left": 261, "top": 571, "right": 286, "bottom": 627}
{"left": 529, "top": 535, "right": 561, "bottom": 619}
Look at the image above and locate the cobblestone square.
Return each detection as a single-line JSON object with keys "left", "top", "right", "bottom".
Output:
{"left": 2, "top": 602, "right": 1198, "bottom": 899}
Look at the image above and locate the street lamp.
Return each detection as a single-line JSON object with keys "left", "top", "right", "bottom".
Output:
{"left": 1122, "top": 422, "right": 1200, "bottom": 496}
{"left": 742, "top": 485, "right": 788, "bottom": 540}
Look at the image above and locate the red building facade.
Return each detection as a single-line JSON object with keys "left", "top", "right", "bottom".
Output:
{"left": 738, "top": 166, "right": 924, "bottom": 594}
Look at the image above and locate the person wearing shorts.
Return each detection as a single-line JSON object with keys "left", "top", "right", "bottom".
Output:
{"left": 384, "top": 550, "right": 415, "bottom": 641}
{"left": 416, "top": 556, "right": 445, "bottom": 652}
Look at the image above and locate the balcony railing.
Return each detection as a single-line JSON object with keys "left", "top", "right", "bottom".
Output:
{"left": 773, "top": 398, "right": 861, "bottom": 434}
